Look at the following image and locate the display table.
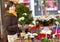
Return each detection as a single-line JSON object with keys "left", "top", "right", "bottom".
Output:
{"left": 14, "top": 26, "right": 60, "bottom": 42}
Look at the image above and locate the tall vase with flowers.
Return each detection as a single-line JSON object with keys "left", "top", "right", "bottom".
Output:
{"left": 16, "top": 3, "right": 33, "bottom": 33}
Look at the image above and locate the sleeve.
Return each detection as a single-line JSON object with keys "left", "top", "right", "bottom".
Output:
{"left": 5, "top": 15, "right": 18, "bottom": 32}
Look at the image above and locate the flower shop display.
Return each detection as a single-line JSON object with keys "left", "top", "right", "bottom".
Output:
{"left": 16, "top": 4, "right": 33, "bottom": 33}
{"left": 23, "top": 32, "right": 38, "bottom": 39}
{"left": 16, "top": 5, "right": 60, "bottom": 42}
{"left": 18, "top": 13, "right": 33, "bottom": 25}
{"left": 40, "top": 27, "right": 52, "bottom": 34}
{"left": 16, "top": 4, "right": 33, "bottom": 25}
{"left": 35, "top": 15, "right": 57, "bottom": 26}
{"left": 52, "top": 26, "right": 60, "bottom": 34}
{"left": 15, "top": 26, "right": 60, "bottom": 42}
{"left": 29, "top": 25, "right": 40, "bottom": 33}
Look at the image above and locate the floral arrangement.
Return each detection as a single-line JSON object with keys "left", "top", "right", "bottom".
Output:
{"left": 36, "top": 15, "right": 57, "bottom": 26}
{"left": 20, "top": 32, "right": 38, "bottom": 39}
{"left": 16, "top": 4, "right": 33, "bottom": 25}
{"left": 18, "top": 13, "right": 33, "bottom": 25}
{"left": 16, "top": 26, "right": 60, "bottom": 42}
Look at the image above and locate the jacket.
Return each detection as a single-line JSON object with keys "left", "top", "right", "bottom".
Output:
{"left": 5, "top": 13, "right": 18, "bottom": 35}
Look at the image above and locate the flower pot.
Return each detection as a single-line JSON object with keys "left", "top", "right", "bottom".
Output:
{"left": 18, "top": 24, "right": 29, "bottom": 32}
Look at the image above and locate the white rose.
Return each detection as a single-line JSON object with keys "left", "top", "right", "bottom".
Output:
{"left": 46, "top": 30, "right": 52, "bottom": 34}
{"left": 55, "top": 21, "right": 59, "bottom": 25}
{"left": 29, "top": 24, "right": 34, "bottom": 27}
{"left": 24, "top": 34, "right": 29, "bottom": 39}
{"left": 18, "top": 17, "right": 25, "bottom": 21}
{"left": 32, "top": 33, "right": 38, "bottom": 36}
{"left": 40, "top": 30, "right": 46, "bottom": 34}
{"left": 32, "top": 21, "right": 35, "bottom": 24}
{"left": 18, "top": 18, "right": 21, "bottom": 21}
{"left": 20, "top": 32, "right": 26, "bottom": 37}
{"left": 44, "top": 17, "right": 47, "bottom": 21}
{"left": 49, "top": 15, "right": 57, "bottom": 20}
{"left": 23, "top": 13, "right": 27, "bottom": 16}
{"left": 29, "top": 35, "right": 35, "bottom": 38}
{"left": 41, "top": 16, "right": 46, "bottom": 20}
{"left": 27, "top": 32, "right": 32, "bottom": 35}
{"left": 40, "top": 27, "right": 52, "bottom": 34}
{"left": 21, "top": 17, "right": 25, "bottom": 20}
{"left": 40, "top": 30, "right": 52, "bottom": 34}
{"left": 53, "top": 34, "right": 56, "bottom": 38}
{"left": 47, "top": 17, "right": 51, "bottom": 21}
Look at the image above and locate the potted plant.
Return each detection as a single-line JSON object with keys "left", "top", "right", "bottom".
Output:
{"left": 16, "top": 3, "right": 33, "bottom": 32}
{"left": 35, "top": 15, "right": 57, "bottom": 26}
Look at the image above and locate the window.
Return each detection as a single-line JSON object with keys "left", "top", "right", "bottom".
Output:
{"left": 34, "top": 0, "right": 59, "bottom": 16}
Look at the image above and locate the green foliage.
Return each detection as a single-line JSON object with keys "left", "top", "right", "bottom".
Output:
{"left": 16, "top": 4, "right": 33, "bottom": 24}
{"left": 16, "top": 3, "right": 31, "bottom": 18}
{"left": 57, "top": 18, "right": 60, "bottom": 23}
{"left": 56, "top": 17, "right": 60, "bottom": 25}
{"left": 41, "top": 38, "right": 55, "bottom": 42}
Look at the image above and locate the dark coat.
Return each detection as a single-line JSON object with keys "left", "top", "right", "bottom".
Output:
{"left": 4, "top": 13, "right": 19, "bottom": 35}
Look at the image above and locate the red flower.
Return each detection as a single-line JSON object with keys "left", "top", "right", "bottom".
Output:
{"left": 47, "top": 34, "right": 50, "bottom": 37}
{"left": 29, "top": 26, "right": 37, "bottom": 30}
{"left": 37, "top": 33, "right": 45, "bottom": 38}
{"left": 36, "top": 24, "right": 40, "bottom": 29}
{"left": 55, "top": 34, "right": 60, "bottom": 37}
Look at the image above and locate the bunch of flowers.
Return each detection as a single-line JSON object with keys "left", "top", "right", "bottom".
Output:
{"left": 18, "top": 13, "right": 33, "bottom": 25}
{"left": 28, "top": 24, "right": 41, "bottom": 33}
{"left": 36, "top": 15, "right": 57, "bottom": 26}
{"left": 23, "top": 32, "right": 38, "bottom": 39}
{"left": 16, "top": 4, "right": 33, "bottom": 25}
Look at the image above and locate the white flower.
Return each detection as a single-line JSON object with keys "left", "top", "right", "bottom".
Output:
{"left": 40, "top": 30, "right": 52, "bottom": 34}
{"left": 29, "top": 35, "right": 35, "bottom": 38}
{"left": 23, "top": 13, "right": 27, "bottom": 16}
{"left": 55, "top": 21, "right": 59, "bottom": 25}
{"left": 18, "top": 17, "right": 25, "bottom": 21}
{"left": 24, "top": 34, "right": 29, "bottom": 39}
{"left": 32, "top": 21, "right": 35, "bottom": 24}
{"left": 20, "top": 32, "right": 26, "bottom": 37}
{"left": 48, "top": 15, "right": 57, "bottom": 20}
{"left": 41, "top": 16, "right": 45, "bottom": 20}
{"left": 29, "top": 24, "right": 34, "bottom": 27}
{"left": 32, "top": 33, "right": 38, "bottom": 36}
{"left": 40, "top": 27, "right": 52, "bottom": 34}
{"left": 47, "top": 16, "right": 51, "bottom": 20}
{"left": 53, "top": 34, "right": 56, "bottom": 38}
{"left": 27, "top": 32, "right": 32, "bottom": 36}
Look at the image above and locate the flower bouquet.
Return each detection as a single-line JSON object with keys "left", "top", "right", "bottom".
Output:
{"left": 18, "top": 13, "right": 33, "bottom": 25}
{"left": 35, "top": 15, "right": 57, "bottom": 26}
{"left": 16, "top": 3, "right": 33, "bottom": 25}
{"left": 16, "top": 4, "right": 33, "bottom": 32}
